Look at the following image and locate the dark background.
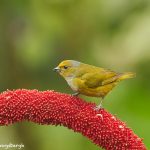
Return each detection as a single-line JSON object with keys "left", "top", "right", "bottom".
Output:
{"left": 0, "top": 0, "right": 150, "bottom": 149}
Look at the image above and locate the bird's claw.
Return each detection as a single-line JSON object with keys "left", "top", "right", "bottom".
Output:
{"left": 93, "top": 104, "right": 103, "bottom": 111}
{"left": 71, "top": 92, "right": 80, "bottom": 96}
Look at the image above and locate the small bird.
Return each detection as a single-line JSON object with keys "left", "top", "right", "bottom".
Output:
{"left": 53, "top": 60, "right": 135, "bottom": 110}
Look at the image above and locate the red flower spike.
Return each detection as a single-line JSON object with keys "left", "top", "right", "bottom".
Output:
{"left": 0, "top": 89, "right": 146, "bottom": 150}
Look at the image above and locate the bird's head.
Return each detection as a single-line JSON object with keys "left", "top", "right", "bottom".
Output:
{"left": 53, "top": 60, "right": 80, "bottom": 78}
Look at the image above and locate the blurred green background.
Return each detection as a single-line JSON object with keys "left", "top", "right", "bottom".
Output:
{"left": 0, "top": 0, "right": 150, "bottom": 149}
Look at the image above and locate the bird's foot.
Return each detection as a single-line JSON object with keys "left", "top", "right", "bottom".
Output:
{"left": 93, "top": 98, "right": 104, "bottom": 111}
{"left": 71, "top": 92, "right": 80, "bottom": 97}
{"left": 93, "top": 104, "right": 103, "bottom": 111}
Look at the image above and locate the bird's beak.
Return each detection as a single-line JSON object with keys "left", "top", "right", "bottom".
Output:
{"left": 53, "top": 67, "right": 60, "bottom": 72}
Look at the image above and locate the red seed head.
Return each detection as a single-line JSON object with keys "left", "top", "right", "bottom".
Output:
{"left": 0, "top": 89, "right": 146, "bottom": 150}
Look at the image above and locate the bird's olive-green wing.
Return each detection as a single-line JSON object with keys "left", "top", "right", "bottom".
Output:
{"left": 81, "top": 70, "right": 118, "bottom": 88}
{"left": 101, "top": 75, "right": 119, "bottom": 85}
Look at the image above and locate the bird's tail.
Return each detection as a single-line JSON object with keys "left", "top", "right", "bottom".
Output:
{"left": 118, "top": 72, "right": 136, "bottom": 81}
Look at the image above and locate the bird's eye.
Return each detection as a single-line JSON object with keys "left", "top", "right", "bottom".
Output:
{"left": 63, "top": 66, "right": 68, "bottom": 69}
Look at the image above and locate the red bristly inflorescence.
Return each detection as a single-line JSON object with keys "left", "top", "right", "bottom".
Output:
{"left": 0, "top": 89, "right": 146, "bottom": 150}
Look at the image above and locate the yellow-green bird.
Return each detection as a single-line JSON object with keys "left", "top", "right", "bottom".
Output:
{"left": 53, "top": 60, "right": 135, "bottom": 110}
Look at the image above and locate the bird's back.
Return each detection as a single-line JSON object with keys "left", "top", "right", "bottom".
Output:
{"left": 72, "top": 63, "right": 134, "bottom": 98}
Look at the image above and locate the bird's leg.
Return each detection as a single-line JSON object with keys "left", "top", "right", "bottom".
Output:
{"left": 71, "top": 92, "right": 80, "bottom": 97}
{"left": 94, "top": 97, "right": 104, "bottom": 110}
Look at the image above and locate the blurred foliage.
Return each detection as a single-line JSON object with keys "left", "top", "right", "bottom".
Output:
{"left": 0, "top": 0, "right": 150, "bottom": 149}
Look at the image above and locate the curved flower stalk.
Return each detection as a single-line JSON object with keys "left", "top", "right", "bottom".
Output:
{"left": 0, "top": 89, "right": 146, "bottom": 150}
